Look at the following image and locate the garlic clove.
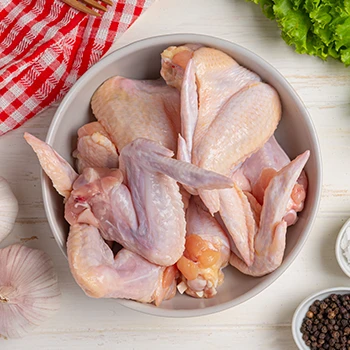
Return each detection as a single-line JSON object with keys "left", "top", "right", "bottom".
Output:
{"left": 0, "top": 177, "right": 18, "bottom": 243}
{"left": 0, "top": 244, "right": 61, "bottom": 338}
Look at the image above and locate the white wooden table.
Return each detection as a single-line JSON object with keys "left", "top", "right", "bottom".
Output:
{"left": 1, "top": 0, "right": 350, "bottom": 348}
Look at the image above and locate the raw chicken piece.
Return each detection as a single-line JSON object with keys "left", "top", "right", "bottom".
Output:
{"left": 242, "top": 136, "right": 290, "bottom": 187}
{"left": 77, "top": 121, "right": 110, "bottom": 138}
{"left": 67, "top": 224, "right": 177, "bottom": 305}
{"left": 120, "top": 138, "right": 234, "bottom": 193}
{"left": 230, "top": 151, "right": 310, "bottom": 277}
{"left": 162, "top": 46, "right": 281, "bottom": 214}
{"left": 161, "top": 44, "right": 202, "bottom": 90}
{"left": 65, "top": 164, "right": 183, "bottom": 266}
{"left": 197, "top": 82, "right": 281, "bottom": 214}
{"left": 242, "top": 136, "right": 308, "bottom": 225}
{"left": 25, "top": 134, "right": 234, "bottom": 266}
{"left": 177, "top": 59, "right": 198, "bottom": 165}
{"left": 161, "top": 46, "right": 261, "bottom": 149}
{"left": 24, "top": 132, "right": 78, "bottom": 199}
{"left": 64, "top": 167, "right": 139, "bottom": 240}
{"left": 194, "top": 83, "right": 281, "bottom": 178}
{"left": 91, "top": 77, "right": 180, "bottom": 153}
{"left": 73, "top": 122, "right": 119, "bottom": 173}
{"left": 177, "top": 196, "right": 230, "bottom": 298}
{"left": 218, "top": 184, "right": 257, "bottom": 266}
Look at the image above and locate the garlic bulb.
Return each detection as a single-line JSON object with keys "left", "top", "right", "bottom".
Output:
{"left": 0, "top": 177, "right": 18, "bottom": 242}
{"left": 0, "top": 244, "right": 61, "bottom": 338}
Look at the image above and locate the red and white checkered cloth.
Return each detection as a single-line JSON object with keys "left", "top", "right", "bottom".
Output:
{"left": 0, "top": 0, "right": 153, "bottom": 135}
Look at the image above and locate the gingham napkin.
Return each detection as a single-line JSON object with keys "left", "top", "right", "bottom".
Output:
{"left": 0, "top": 0, "right": 153, "bottom": 135}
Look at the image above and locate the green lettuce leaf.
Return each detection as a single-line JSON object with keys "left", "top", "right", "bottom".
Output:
{"left": 248, "top": 0, "right": 350, "bottom": 65}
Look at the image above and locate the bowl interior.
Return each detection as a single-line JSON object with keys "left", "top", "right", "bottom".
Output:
{"left": 335, "top": 218, "right": 350, "bottom": 278}
{"left": 292, "top": 287, "right": 350, "bottom": 349}
{"left": 43, "top": 34, "right": 322, "bottom": 317}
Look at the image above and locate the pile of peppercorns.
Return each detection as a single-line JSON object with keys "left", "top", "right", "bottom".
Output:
{"left": 300, "top": 293, "right": 350, "bottom": 349}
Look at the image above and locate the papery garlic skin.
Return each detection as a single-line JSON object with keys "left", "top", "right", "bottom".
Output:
{"left": 0, "top": 177, "right": 18, "bottom": 242}
{"left": 0, "top": 244, "right": 61, "bottom": 338}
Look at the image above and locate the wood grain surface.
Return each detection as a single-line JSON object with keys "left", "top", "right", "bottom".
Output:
{"left": 1, "top": 0, "right": 349, "bottom": 348}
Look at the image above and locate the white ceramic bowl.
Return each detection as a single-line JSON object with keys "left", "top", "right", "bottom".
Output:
{"left": 335, "top": 218, "right": 350, "bottom": 278}
{"left": 42, "top": 34, "right": 322, "bottom": 317}
{"left": 292, "top": 287, "right": 350, "bottom": 349}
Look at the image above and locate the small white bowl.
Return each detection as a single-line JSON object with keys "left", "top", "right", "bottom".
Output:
{"left": 292, "top": 287, "right": 350, "bottom": 349}
{"left": 335, "top": 218, "right": 350, "bottom": 278}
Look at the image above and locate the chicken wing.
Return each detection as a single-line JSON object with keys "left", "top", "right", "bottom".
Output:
{"left": 230, "top": 151, "right": 310, "bottom": 276}
{"left": 91, "top": 77, "right": 180, "bottom": 153}
{"left": 68, "top": 224, "right": 177, "bottom": 305}
{"left": 24, "top": 132, "right": 78, "bottom": 199}
{"left": 25, "top": 134, "right": 234, "bottom": 266}
{"left": 73, "top": 122, "right": 119, "bottom": 173}
{"left": 177, "top": 196, "right": 230, "bottom": 298}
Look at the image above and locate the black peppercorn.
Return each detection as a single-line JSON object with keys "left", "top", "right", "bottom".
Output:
{"left": 332, "top": 331, "right": 340, "bottom": 339}
{"left": 300, "top": 293, "right": 350, "bottom": 349}
{"left": 310, "top": 305, "right": 318, "bottom": 313}
{"left": 328, "top": 311, "right": 336, "bottom": 319}
{"left": 321, "top": 302, "right": 328, "bottom": 310}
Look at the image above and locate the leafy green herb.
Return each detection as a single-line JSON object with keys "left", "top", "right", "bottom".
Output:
{"left": 249, "top": 0, "right": 350, "bottom": 65}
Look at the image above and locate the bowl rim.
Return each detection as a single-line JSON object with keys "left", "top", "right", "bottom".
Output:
{"left": 335, "top": 218, "right": 350, "bottom": 278}
{"left": 42, "top": 33, "right": 323, "bottom": 317}
{"left": 291, "top": 286, "right": 350, "bottom": 349}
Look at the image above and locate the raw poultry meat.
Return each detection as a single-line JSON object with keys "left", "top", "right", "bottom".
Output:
{"left": 161, "top": 45, "right": 281, "bottom": 217}
{"left": 241, "top": 135, "right": 308, "bottom": 225}
{"left": 68, "top": 223, "right": 177, "bottom": 305}
{"left": 24, "top": 132, "right": 78, "bottom": 199}
{"left": 91, "top": 77, "right": 180, "bottom": 153}
{"left": 218, "top": 183, "right": 256, "bottom": 266}
{"left": 25, "top": 134, "right": 233, "bottom": 266}
{"left": 73, "top": 122, "right": 119, "bottom": 173}
{"left": 161, "top": 44, "right": 309, "bottom": 280}
{"left": 161, "top": 45, "right": 283, "bottom": 269}
{"left": 230, "top": 151, "right": 310, "bottom": 276}
{"left": 177, "top": 196, "right": 230, "bottom": 298}
{"left": 25, "top": 43, "right": 311, "bottom": 304}
{"left": 161, "top": 45, "right": 261, "bottom": 151}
